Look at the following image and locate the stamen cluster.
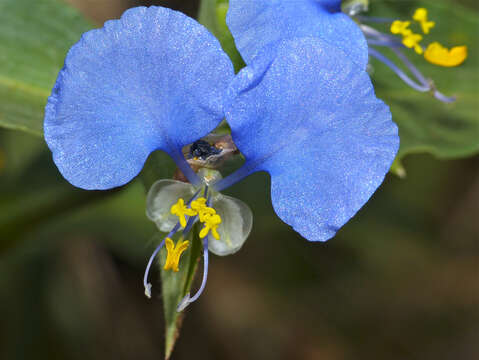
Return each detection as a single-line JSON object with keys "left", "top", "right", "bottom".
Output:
{"left": 171, "top": 197, "right": 222, "bottom": 240}
{"left": 390, "top": 8, "right": 467, "bottom": 66}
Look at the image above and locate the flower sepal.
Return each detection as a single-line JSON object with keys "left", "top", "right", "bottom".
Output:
{"left": 146, "top": 179, "right": 198, "bottom": 233}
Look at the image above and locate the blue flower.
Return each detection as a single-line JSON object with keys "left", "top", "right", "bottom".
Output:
{"left": 226, "top": 0, "right": 368, "bottom": 68}
{"left": 45, "top": 6, "right": 234, "bottom": 190}
{"left": 219, "top": 36, "right": 398, "bottom": 242}
{"left": 44, "top": 6, "right": 399, "bottom": 310}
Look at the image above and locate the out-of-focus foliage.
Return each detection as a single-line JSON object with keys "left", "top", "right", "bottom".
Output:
{"left": 198, "top": 0, "right": 244, "bottom": 72}
{"left": 0, "top": 0, "right": 91, "bottom": 135}
{"left": 0, "top": 127, "right": 154, "bottom": 253}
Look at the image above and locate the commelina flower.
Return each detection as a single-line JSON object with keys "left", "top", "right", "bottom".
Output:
{"left": 44, "top": 6, "right": 399, "bottom": 311}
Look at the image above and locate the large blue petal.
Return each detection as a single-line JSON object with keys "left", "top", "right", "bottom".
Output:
{"left": 44, "top": 6, "right": 234, "bottom": 190}
{"left": 224, "top": 38, "right": 399, "bottom": 242}
{"left": 226, "top": 0, "right": 368, "bottom": 68}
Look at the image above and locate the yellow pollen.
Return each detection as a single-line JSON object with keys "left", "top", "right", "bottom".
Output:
{"left": 163, "top": 237, "right": 189, "bottom": 272}
{"left": 413, "top": 8, "right": 435, "bottom": 34}
{"left": 199, "top": 213, "right": 222, "bottom": 240}
{"left": 390, "top": 20, "right": 412, "bottom": 36}
{"left": 424, "top": 42, "right": 468, "bottom": 67}
{"left": 402, "top": 33, "right": 423, "bottom": 54}
{"left": 170, "top": 198, "right": 197, "bottom": 228}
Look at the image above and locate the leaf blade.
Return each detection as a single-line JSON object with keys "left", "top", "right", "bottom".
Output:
{"left": 0, "top": 0, "right": 92, "bottom": 135}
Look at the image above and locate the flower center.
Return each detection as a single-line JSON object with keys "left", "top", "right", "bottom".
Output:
{"left": 170, "top": 196, "right": 222, "bottom": 249}
{"left": 143, "top": 168, "right": 253, "bottom": 308}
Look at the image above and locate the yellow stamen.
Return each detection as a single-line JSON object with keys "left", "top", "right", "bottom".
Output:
{"left": 390, "top": 20, "right": 412, "bottom": 36}
{"left": 163, "top": 237, "right": 189, "bottom": 272}
{"left": 190, "top": 197, "right": 207, "bottom": 212}
{"left": 199, "top": 213, "right": 222, "bottom": 240}
{"left": 170, "top": 198, "right": 197, "bottom": 228}
{"left": 190, "top": 197, "right": 222, "bottom": 240}
{"left": 402, "top": 33, "right": 423, "bottom": 54}
{"left": 412, "top": 8, "right": 435, "bottom": 34}
{"left": 191, "top": 197, "right": 216, "bottom": 222}
{"left": 424, "top": 42, "right": 468, "bottom": 67}
{"left": 199, "top": 207, "right": 216, "bottom": 222}
{"left": 412, "top": 8, "right": 427, "bottom": 22}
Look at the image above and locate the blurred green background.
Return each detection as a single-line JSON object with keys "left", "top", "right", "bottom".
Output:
{"left": 0, "top": 0, "right": 478, "bottom": 359}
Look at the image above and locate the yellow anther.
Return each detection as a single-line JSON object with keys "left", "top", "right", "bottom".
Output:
{"left": 191, "top": 197, "right": 216, "bottom": 222}
{"left": 199, "top": 207, "right": 216, "bottom": 222}
{"left": 163, "top": 237, "right": 189, "bottom": 272}
{"left": 191, "top": 196, "right": 221, "bottom": 239}
{"left": 190, "top": 197, "right": 207, "bottom": 211}
{"left": 413, "top": 8, "right": 435, "bottom": 34}
{"left": 390, "top": 20, "right": 412, "bottom": 36}
{"left": 402, "top": 33, "right": 423, "bottom": 54}
{"left": 170, "top": 198, "right": 197, "bottom": 228}
{"left": 199, "top": 213, "right": 222, "bottom": 240}
{"left": 412, "top": 8, "right": 428, "bottom": 22}
{"left": 424, "top": 42, "right": 468, "bottom": 67}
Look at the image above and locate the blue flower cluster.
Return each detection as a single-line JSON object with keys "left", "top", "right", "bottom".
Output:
{"left": 44, "top": 0, "right": 399, "bottom": 305}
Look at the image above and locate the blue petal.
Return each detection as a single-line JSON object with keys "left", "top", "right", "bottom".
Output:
{"left": 226, "top": 0, "right": 368, "bottom": 68}
{"left": 44, "top": 6, "right": 234, "bottom": 190}
{"left": 318, "top": 0, "right": 342, "bottom": 12}
{"left": 224, "top": 38, "right": 399, "bottom": 242}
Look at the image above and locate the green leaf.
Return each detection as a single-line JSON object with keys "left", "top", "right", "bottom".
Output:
{"left": 159, "top": 226, "right": 202, "bottom": 359}
{"left": 0, "top": 0, "right": 92, "bottom": 135}
{"left": 198, "top": 0, "right": 245, "bottom": 72}
{"left": 368, "top": 0, "right": 479, "bottom": 160}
